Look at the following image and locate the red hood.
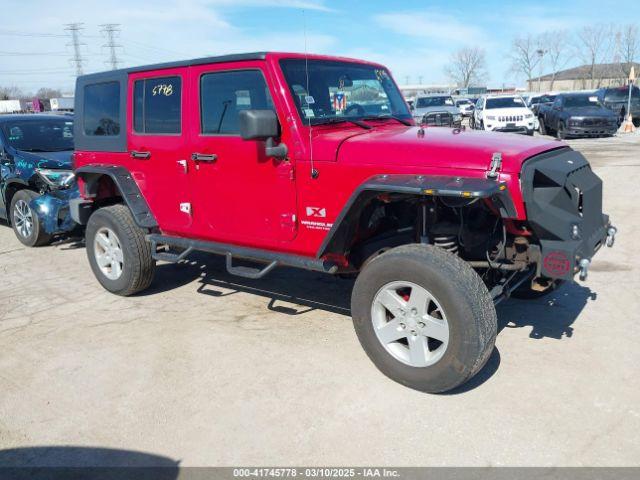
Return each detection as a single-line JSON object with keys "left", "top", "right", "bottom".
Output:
{"left": 315, "top": 125, "right": 565, "bottom": 174}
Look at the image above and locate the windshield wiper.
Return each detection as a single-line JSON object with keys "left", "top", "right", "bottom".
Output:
{"left": 314, "top": 118, "right": 372, "bottom": 130}
{"left": 362, "top": 115, "right": 412, "bottom": 126}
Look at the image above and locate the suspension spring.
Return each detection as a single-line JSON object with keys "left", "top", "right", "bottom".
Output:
{"left": 433, "top": 234, "right": 458, "bottom": 254}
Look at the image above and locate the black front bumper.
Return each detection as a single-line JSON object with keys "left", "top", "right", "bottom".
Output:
{"left": 566, "top": 125, "right": 617, "bottom": 137}
{"left": 521, "top": 148, "right": 612, "bottom": 281}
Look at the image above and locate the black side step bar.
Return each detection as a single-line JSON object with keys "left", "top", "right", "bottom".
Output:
{"left": 147, "top": 233, "right": 339, "bottom": 278}
{"left": 226, "top": 253, "right": 278, "bottom": 279}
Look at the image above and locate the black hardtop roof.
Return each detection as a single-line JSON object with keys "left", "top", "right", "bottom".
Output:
{"left": 77, "top": 52, "right": 268, "bottom": 82}
{"left": 0, "top": 113, "right": 73, "bottom": 123}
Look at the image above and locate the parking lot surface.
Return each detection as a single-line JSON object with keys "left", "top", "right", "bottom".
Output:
{"left": 1, "top": 131, "right": 639, "bottom": 467}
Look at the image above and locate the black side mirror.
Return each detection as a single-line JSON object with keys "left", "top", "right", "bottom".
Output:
{"left": 239, "top": 109, "right": 287, "bottom": 158}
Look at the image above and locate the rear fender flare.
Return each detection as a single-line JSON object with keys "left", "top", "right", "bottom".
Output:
{"left": 74, "top": 165, "right": 158, "bottom": 228}
{"left": 316, "top": 174, "right": 517, "bottom": 258}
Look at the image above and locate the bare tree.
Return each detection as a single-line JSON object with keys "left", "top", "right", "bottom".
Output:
{"left": 36, "top": 87, "right": 63, "bottom": 99}
{"left": 539, "top": 30, "right": 570, "bottom": 90}
{"left": 0, "top": 86, "right": 25, "bottom": 100}
{"left": 509, "top": 34, "right": 544, "bottom": 88}
{"left": 444, "top": 47, "right": 488, "bottom": 88}
{"left": 575, "top": 24, "right": 615, "bottom": 88}
{"left": 617, "top": 24, "right": 639, "bottom": 77}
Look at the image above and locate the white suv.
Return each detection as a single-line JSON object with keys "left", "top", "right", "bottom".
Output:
{"left": 472, "top": 95, "right": 535, "bottom": 135}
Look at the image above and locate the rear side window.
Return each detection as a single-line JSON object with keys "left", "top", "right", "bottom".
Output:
{"left": 133, "top": 76, "right": 182, "bottom": 134}
{"left": 200, "top": 70, "right": 274, "bottom": 135}
{"left": 83, "top": 82, "right": 120, "bottom": 136}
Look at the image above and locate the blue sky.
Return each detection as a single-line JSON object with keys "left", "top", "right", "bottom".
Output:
{"left": 2, "top": 0, "right": 639, "bottom": 93}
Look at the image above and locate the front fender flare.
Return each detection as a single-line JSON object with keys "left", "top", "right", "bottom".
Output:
{"left": 316, "top": 174, "right": 517, "bottom": 258}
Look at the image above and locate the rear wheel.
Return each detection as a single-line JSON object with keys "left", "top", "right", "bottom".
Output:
{"left": 86, "top": 204, "right": 155, "bottom": 296}
{"left": 351, "top": 244, "right": 497, "bottom": 393}
{"left": 10, "top": 190, "right": 51, "bottom": 247}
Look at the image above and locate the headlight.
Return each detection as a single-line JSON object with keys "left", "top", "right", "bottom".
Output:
{"left": 36, "top": 168, "right": 75, "bottom": 188}
{"left": 486, "top": 115, "right": 496, "bottom": 120}
{"left": 525, "top": 113, "right": 533, "bottom": 119}
{"left": 568, "top": 118, "right": 581, "bottom": 127}
{"left": 454, "top": 114, "right": 461, "bottom": 120}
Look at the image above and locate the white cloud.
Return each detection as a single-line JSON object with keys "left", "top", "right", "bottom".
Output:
{"left": 374, "top": 10, "right": 491, "bottom": 47}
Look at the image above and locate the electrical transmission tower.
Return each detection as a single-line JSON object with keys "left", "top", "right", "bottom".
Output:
{"left": 64, "top": 23, "right": 86, "bottom": 76}
{"left": 100, "top": 24, "right": 122, "bottom": 70}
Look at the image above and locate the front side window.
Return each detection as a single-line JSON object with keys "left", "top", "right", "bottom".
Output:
{"left": 200, "top": 70, "right": 274, "bottom": 135}
{"left": 485, "top": 97, "right": 526, "bottom": 109}
{"left": 133, "top": 76, "right": 182, "bottom": 134}
{"left": 279, "top": 59, "right": 411, "bottom": 125}
{"left": 2, "top": 119, "right": 74, "bottom": 152}
{"left": 84, "top": 82, "right": 120, "bottom": 136}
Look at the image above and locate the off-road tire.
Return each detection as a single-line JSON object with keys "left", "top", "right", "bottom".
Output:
{"left": 538, "top": 118, "right": 547, "bottom": 135}
{"left": 86, "top": 204, "right": 155, "bottom": 296}
{"left": 10, "top": 189, "right": 52, "bottom": 247}
{"left": 351, "top": 244, "right": 497, "bottom": 393}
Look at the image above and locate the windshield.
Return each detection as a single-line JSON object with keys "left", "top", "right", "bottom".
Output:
{"left": 416, "top": 96, "right": 454, "bottom": 108}
{"left": 563, "top": 95, "right": 602, "bottom": 108}
{"left": 485, "top": 97, "right": 526, "bottom": 109}
{"left": 2, "top": 119, "right": 74, "bottom": 152}
{"left": 279, "top": 59, "right": 411, "bottom": 125}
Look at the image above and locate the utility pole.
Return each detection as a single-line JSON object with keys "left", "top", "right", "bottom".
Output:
{"left": 100, "top": 24, "right": 122, "bottom": 70}
{"left": 64, "top": 23, "right": 85, "bottom": 76}
{"left": 536, "top": 49, "right": 547, "bottom": 93}
{"left": 405, "top": 75, "right": 410, "bottom": 85}
{"left": 418, "top": 75, "right": 423, "bottom": 85}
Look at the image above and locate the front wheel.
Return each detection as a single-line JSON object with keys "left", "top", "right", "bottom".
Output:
{"left": 351, "top": 244, "right": 497, "bottom": 393}
{"left": 556, "top": 122, "right": 566, "bottom": 140}
{"left": 86, "top": 204, "right": 156, "bottom": 296}
{"left": 538, "top": 118, "right": 547, "bottom": 135}
{"left": 10, "top": 190, "right": 51, "bottom": 247}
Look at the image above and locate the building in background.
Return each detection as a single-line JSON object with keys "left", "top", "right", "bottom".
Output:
{"left": 529, "top": 62, "right": 640, "bottom": 92}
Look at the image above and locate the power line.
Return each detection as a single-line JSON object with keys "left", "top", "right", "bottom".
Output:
{"left": 0, "top": 50, "right": 70, "bottom": 56}
{"left": 100, "top": 24, "right": 122, "bottom": 70}
{"left": 64, "top": 23, "right": 86, "bottom": 77}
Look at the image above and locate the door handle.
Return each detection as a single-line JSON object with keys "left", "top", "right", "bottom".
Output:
{"left": 130, "top": 150, "right": 151, "bottom": 160}
{"left": 191, "top": 153, "right": 217, "bottom": 162}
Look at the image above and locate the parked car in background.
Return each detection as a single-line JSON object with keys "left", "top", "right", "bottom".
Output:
{"left": 454, "top": 98, "right": 474, "bottom": 117}
{"left": 538, "top": 93, "right": 618, "bottom": 139}
{"left": 596, "top": 85, "right": 640, "bottom": 127}
{"left": 0, "top": 115, "right": 78, "bottom": 246}
{"left": 412, "top": 94, "right": 462, "bottom": 126}
{"left": 471, "top": 95, "right": 535, "bottom": 135}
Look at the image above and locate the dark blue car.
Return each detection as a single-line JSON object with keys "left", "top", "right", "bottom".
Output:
{"left": 0, "top": 114, "right": 79, "bottom": 246}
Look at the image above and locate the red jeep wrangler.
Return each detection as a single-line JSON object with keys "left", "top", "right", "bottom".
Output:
{"left": 71, "top": 52, "right": 616, "bottom": 393}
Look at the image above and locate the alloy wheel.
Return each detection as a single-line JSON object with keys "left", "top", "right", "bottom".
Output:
{"left": 13, "top": 199, "right": 34, "bottom": 239}
{"left": 94, "top": 227, "right": 124, "bottom": 280}
{"left": 371, "top": 281, "right": 450, "bottom": 367}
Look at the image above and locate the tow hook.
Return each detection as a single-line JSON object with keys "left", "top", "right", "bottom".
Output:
{"left": 606, "top": 226, "right": 617, "bottom": 247}
{"left": 579, "top": 258, "right": 590, "bottom": 281}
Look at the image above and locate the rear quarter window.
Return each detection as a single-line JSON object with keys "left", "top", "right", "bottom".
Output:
{"left": 83, "top": 82, "right": 121, "bottom": 136}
